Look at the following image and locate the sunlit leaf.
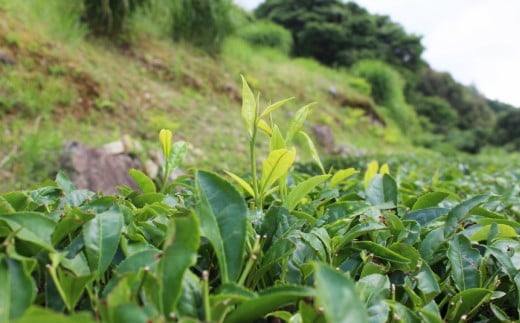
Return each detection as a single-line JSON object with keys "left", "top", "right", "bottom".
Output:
{"left": 261, "top": 148, "right": 296, "bottom": 193}
{"left": 241, "top": 75, "right": 257, "bottom": 137}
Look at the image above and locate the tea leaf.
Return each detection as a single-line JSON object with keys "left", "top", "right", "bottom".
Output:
{"left": 196, "top": 171, "right": 247, "bottom": 283}
{"left": 447, "top": 235, "right": 482, "bottom": 291}
{"left": 224, "top": 171, "right": 255, "bottom": 197}
{"left": 261, "top": 148, "right": 296, "bottom": 193}
{"left": 284, "top": 175, "right": 330, "bottom": 211}
{"left": 129, "top": 169, "right": 156, "bottom": 193}
{"left": 241, "top": 75, "right": 257, "bottom": 137}
{"left": 260, "top": 97, "right": 294, "bottom": 118}
{"left": 83, "top": 206, "right": 124, "bottom": 278}
{"left": 314, "top": 263, "right": 369, "bottom": 323}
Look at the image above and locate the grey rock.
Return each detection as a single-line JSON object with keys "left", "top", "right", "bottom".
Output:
{"left": 0, "top": 51, "right": 15, "bottom": 65}
{"left": 61, "top": 141, "right": 140, "bottom": 194}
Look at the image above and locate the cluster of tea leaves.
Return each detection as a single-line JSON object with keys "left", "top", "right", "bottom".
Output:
{"left": 1, "top": 82, "right": 519, "bottom": 322}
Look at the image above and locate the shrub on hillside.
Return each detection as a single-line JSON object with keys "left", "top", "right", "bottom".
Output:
{"left": 413, "top": 95, "right": 457, "bottom": 135}
{"left": 172, "top": 0, "right": 234, "bottom": 55}
{"left": 352, "top": 60, "right": 418, "bottom": 134}
{"left": 237, "top": 21, "right": 293, "bottom": 55}
{"left": 83, "top": 0, "right": 149, "bottom": 36}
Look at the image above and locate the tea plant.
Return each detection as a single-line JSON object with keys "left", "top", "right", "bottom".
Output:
{"left": 0, "top": 77, "right": 519, "bottom": 322}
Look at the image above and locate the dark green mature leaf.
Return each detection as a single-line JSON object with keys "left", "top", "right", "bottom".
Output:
{"left": 356, "top": 274, "right": 390, "bottom": 323}
{"left": 366, "top": 174, "right": 398, "bottom": 207}
{"left": 443, "top": 194, "right": 491, "bottom": 237}
{"left": 314, "top": 263, "right": 369, "bottom": 323}
{"left": 403, "top": 208, "right": 449, "bottom": 226}
{"left": 447, "top": 235, "right": 482, "bottom": 291}
{"left": 55, "top": 171, "right": 76, "bottom": 194}
{"left": 0, "top": 257, "right": 35, "bottom": 320}
{"left": 445, "top": 288, "right": 492, "bottom": 323}
{"left": 386, "top": 301, "right": 421, "bottom": 322}
{"left": 196, "top": 171, "right": 247, "bottom": 283}
{"left": 0, "top": 212, "right": 56, "bottom": 251}
{"left": 129, "top": 169, "right": 156, "bottom": 193}
{"left": 52, "top": 208, "right": 95, "bottom": 246}
{"left": 412, "top": 192, "right": 449, "bottom": 210}
{"left": 159, "top": 211, "right": 200, "bottom": 317}
{"left": 420, "top": 228, "right": 445, "bottom": 261}
{"left": 224, "top": 285, "right": 315, "bottom": 323}
{"left": 56, "top": 268, "right": 94, "bottom": 311}
{"left": 83, "top": 206, "right": 124, "bottom": 277}
{"left": 415, "top": 262, "right": 441, "bottom": 303}
{"left": 334, "top": 222, "right": 386, "bottom": 250}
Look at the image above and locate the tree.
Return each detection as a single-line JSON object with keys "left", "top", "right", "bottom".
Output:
{"left": 255, "top": 0, "right": 424, "bottom": 73}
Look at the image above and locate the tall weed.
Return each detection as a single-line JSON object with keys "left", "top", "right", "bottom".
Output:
{"left": 172, "top": 0, "right": 234, "bottom": 55}
{"left": 352, "top": 60, "right": 419, "bottom": 134}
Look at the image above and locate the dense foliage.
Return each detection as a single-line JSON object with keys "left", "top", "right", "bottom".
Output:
{"left": 171, "top": 0, "right": 234, "bottom": 54}
{"left": 1, "top": 80, "right": 519, "bottom": 322}
{"left": 82, "top": 0, "right": 149, "bottom": 36}
{"left": 237, "top": 21, "right": 293, "bottom": 55}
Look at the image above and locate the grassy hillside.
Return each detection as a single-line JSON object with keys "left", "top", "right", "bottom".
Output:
{"left": 0, "top": 1, "right": 422, "bottom": 192}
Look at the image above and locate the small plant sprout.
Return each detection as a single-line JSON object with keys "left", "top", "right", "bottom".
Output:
{"left": 159, "top": 128, "right": 188, "bottom": 191}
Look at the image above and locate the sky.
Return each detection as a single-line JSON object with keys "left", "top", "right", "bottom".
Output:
{"left": 234, "top": 0, "right": 520, "bottom": 107}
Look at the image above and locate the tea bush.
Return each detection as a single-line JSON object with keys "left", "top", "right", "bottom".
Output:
{"left": 0, "top": 77, "right": 519, "bottom": 322}
{"left": 237, "top": 21, "right": 293, "bottom": 55}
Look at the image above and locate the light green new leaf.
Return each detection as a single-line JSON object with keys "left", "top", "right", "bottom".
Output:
{"left": 353, "top": 241, "right": 411, "bottom": 265}
{"left": 261, "top": 148, "right": 296, "bottom": 193}
{"left": 260, "top": 97, "right": 295, "bottom": 118}
{"left": 166, "top": 141, "right": 188, "bottom": 174}
{"left": 55, "top": 171, "right": 76, "bottom": 194}
{"left": 470, "top": 224, "right": 517, "bottom": 241}
{"left": 314, "top": 263, "right": 369, "bottom": 323}
{"left": 0, "top": 212, "right": 56, "bottom": 251}
{"left": 364, "top": 160, "right": 379, "bottom": 189}
{"left": 285, "top": 103, "right": 314, "bottom": 144}
{"left": 224, "top": 171, "right": 255, "bottom": 197}
{"left": 83, "top": 206, "right": 123, "bottom": 278}
{"left": 159, "top": 211, "right": 200, "bottom": 317}
{"left": 196, "top": 171, "right": 248, "bottom": 283}
{"left": 330, "top": 168, "right": 357, "bottom": 188}
{"left": 298, "top": 131, "right": 325, "bottom": 174}
{"left": 269, "top": 125, "right": 286, "bottom": 151}
{"left": 284, "top": 175, "right": 330, "bottom": 211}
{"left": 447, "top": 235, "right": 482, "bottom": 291}
{"left": 257, "top": 119, "right": 273, "bottom": 136}
{"left": 129, "top": 169, "right": 156, "bottom": 193}
{"left": 241, "top": 75, "right": 257, "bottom": 137}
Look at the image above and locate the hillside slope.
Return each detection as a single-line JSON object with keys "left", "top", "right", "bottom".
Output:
{"left": 0, "top": 2, "right": 417, "bottom": 192}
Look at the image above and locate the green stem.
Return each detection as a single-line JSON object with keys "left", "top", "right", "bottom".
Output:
{"left": 46, "top": 264, "right": 72, "bottom": 313}
{"left": 238, "top": 235, "right": 261, "bottom": 287}
{"left": 202, "top": 270, "right": 211, "bottom": 322}
{"left": 249, "top": 128, "right": 260, "bottom": 211}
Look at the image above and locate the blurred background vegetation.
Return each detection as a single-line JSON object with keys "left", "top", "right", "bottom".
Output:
{"left": 0, "top": 0, "right": 518, "bottom": 192}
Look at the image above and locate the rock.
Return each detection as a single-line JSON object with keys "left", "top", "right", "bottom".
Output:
{"left": 60, "top": 141, "right": 140, "bottom": 194}
{"left": 101, "top": 140, "right": 125, "bottom": 155}
{"left": 0, "top": 51, "right": 15, "bottom": 65}
{"left": 144, "top": 159, "right": 159, "bottom": 178}
{"left": 311, "top": 125, "right": 335, "bottom": 155}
